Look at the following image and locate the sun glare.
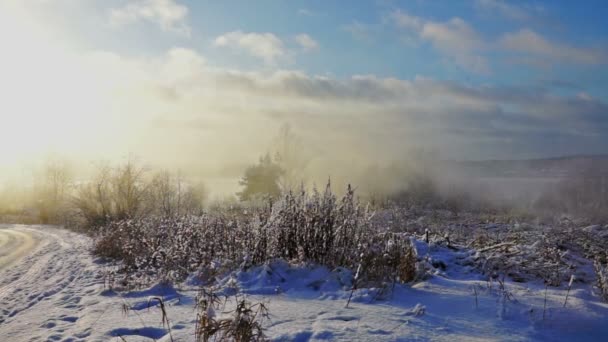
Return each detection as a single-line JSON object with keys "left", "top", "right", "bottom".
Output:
{"left": 0, "top": 4, "right": 107, "bottom": 166}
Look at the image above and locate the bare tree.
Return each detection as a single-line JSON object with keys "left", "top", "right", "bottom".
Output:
{"left": 272, "top": 123, "right": 309, "bottom": 192}
{"left": 180, "top": 181, "right": 208, "bottom": 216}
{"left": 111, "top": 159, "right": 149, "bottom": 220}
{"left": 73, "top": 162, "right": 112, "bottom": 227}
{"left": 150, "top": 170, "right": 178, "bottom": 218}
{"left": 73, "top": 159, "right": 149, "bottom": 227}
{"left": 34, "top": 158, "right": 73, "bottom": 224}
{"left": 148, "top": 169, "right": 207, "bottom": 217}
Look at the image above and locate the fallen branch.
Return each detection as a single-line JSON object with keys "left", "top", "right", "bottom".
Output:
{"left": 478, "top": 242, "right": 515, "bottom": 253}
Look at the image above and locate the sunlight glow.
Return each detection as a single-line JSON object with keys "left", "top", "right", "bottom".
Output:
{"left": 0, "top": 4, "right": 108, "bottom": 165}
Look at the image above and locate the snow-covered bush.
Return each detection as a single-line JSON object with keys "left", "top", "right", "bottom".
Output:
{"left": 95, "top": 214, "right": 264, "bottom": 284}
{"left": 595, "top": 259, "right": 608, "bottom": 302}
{"left": 247, "top": 182, "right": 420, "bottom": 286}
{"left": 262, "top": 182, "right": 368, "bottom": 268}
{"left": 94, "top": 182, "right": 422, "bottom": 287}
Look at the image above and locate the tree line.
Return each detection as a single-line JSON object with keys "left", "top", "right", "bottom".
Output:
{"left": 0, "top": 124, "right": 308, "bottom": 228}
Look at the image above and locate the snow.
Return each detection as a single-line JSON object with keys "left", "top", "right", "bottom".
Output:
{"left": 583, "top": 225, "right": 608, "bottom": 238}
{"left": 1, "top": 225, "right": 608, "bottom": 341}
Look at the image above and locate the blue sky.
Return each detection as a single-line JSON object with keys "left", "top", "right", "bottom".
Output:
{"left": 60, "top": 0, "right": 608, "bottom": 93}
{"left": 38, "top": 0, "right": 607, "bottom": 91}
{"left": 1, "top": 0, "right": 607, "bottom": 164}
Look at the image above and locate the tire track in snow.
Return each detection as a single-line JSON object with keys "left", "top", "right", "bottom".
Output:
{"left": 0, "top": 228, "right": 40, "bottom": 271}
{"left": 0, "top": 227, "right": 86, "bottom": 321}
{"left": 0, "top": 253, "right": 53, "bottom": 303}
{"left": 0, "top": 226, "right": 107, "bottom": 342}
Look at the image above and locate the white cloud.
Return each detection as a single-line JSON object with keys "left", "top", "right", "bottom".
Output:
{"left": 500, "top": 29, "right": 606, "bottom": 65}
{"left": 391, "top": 10, "right": 490, "bottom": 74}
{"left": 422, "top": 18, "right": 490, "bottom": 73}
{"left": 295, "top": 34, "right": 319, "bottom": 51}
{"left": 75, "top": 48, "right": 608, "bottom": 165}
{"left": 214, "top": 31, "right": 286, "bottom": 64}
{"left": 391, "top": 10, "right": 423, "bottom": 30}
{"left": 109, "top": 0, "right": 190, "bottom": 36}
{"left": 420, "top": 18, "right": 482, "bottom": 52}
{"left": 391, "top": 8, "right": 605, "bottom": 72}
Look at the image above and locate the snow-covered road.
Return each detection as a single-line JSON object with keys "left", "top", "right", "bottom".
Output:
{"left": 0, "top": 225, "right": 107, "bottom": 341}
{"left": 0, "top": 227, "right": 40, "bottom": 271}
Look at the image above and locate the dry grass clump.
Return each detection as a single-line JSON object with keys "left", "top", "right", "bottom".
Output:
{"left": 195, "top": 289, "right": 269, "bottom": 342}
{"left": 356, "top": 233, "right": 419, "bottom": 286}
{"left": 476, "top": 239, "right": 569, "bottom": 286}
{"left": 148, "top": 297, "right": 175, "bottom": 342}
{"left": 259, "top": 183, "right": 421, "bottom": 287}
{"left": 94, "top": 215, "right": 260, "bottom": 285}
{"left": 195, "top": 289, "right": 223, "bottom": 342}
{"left": 595, "top": 258, "right": 608, "bottom": 302}
{"left": 259, "top": 183, "right": 371, "bottom": 269}
{"left": 398, "top": 239, "right": 418, "bottom": 283}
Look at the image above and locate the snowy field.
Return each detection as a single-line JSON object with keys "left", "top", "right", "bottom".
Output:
{"left": 1, "top": 225, "right": 607, "bottom": 341}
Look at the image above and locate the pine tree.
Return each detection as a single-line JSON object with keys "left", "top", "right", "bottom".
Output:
{"left": 237, "top": 154, "right": 284, "bottom": 201}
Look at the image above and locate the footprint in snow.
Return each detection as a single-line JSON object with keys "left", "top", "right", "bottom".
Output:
{"left": 41, "top": 321, "right": 56, "bottom": 328}
{"left": 60, "top": 316, "right": 79, "bottom": 323}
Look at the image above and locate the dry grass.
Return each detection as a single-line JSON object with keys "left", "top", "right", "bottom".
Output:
{"left": 195, "top": 288, "right": 269, "bottom": 342}
{"left": 93, "top": 183, "right": 424, "bottom": 289}
{"left": 595, "top": 259, "right": 608, "bottom": 302}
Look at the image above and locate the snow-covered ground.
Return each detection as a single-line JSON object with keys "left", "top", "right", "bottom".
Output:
{"left": 1, "top": 225, "right": 607, "bottom": 341}
{"left": 0, "top": 225, "right": 105, "bottom": 341}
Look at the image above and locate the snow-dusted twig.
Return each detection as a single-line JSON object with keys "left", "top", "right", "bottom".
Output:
{"left": 478, "top": 242, "right": 515, "bottom": 253}
{"left": 563, "top": 275, "right": 575, "bottom": 308}
{"left": 346, "top": 257, "right": 363, "bottom": 308}
{"left": 543, "top": 284, "right": 548, "bottom": 321}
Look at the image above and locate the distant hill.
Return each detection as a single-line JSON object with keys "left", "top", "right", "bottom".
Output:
{"left": 451, "top": 155, "right": 608, "bottom": 178}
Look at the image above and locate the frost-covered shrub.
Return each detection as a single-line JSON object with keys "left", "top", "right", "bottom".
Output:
{"left": 94, "top": 214, "right": 265, "bottom": 284}
{"left": 259, "top": 183, "right": 420, "bottom": 286}
{"left": 94, "top": 220, "right": 150, "bottom": 267}
{"left": 595, "top": 259, "right": 608, "bottom": 302}
{"left": 262, "top": 183, "right": 369, "bottom": 268}
{"left": 354, "top": 233, "right": 419, "bottom": 286}
{"left": 94, "top": 182, "right": 422, "bottom": 287}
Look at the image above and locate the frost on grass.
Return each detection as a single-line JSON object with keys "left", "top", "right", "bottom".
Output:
{"left": 87, "top": 182, "right": 608, "bottom": 341}
{"left": 595, "top": 259, "right": 608, "bottom": 302}
{"left": 95, "top": 183, "right": 421, "bottom": 291}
